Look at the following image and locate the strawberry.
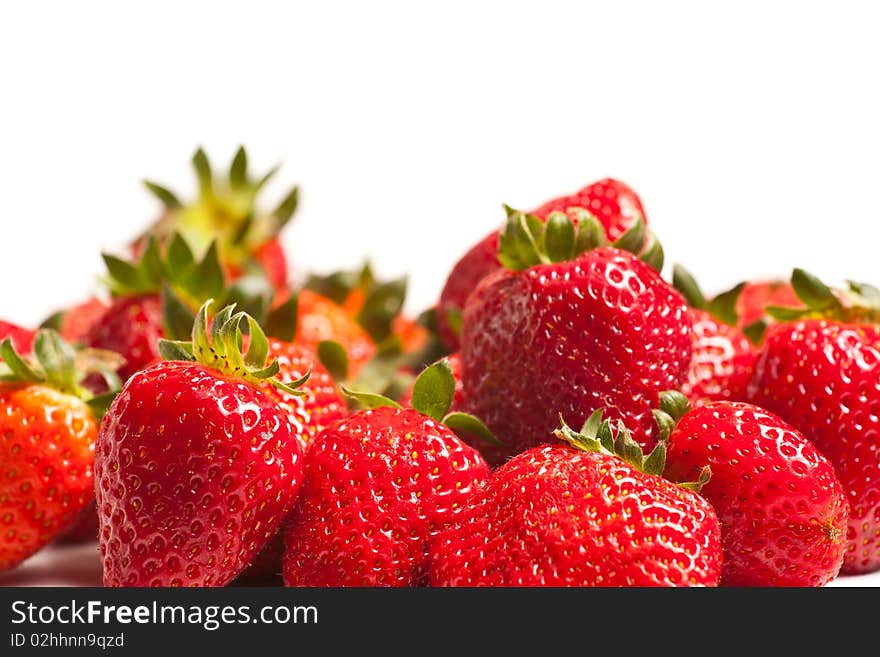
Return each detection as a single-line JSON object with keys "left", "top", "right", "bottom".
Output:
{"left": 436, "top": 178, "right": 648, "bottom": 352}
{"left": 460, "top": 209, "right": 688, "bottom": 464}
{"left": 736, "top": 279, "right": 798, "bottom": 332}
{"left": 86, "top": 233, "right": 298, "bottom": 382}
{"left": 282, "top": 359, "right": 494, "bottom": 586}
{"left": 671, "top": 266, "right": 757, "bottom": 404}
{"left": 0, "top": 320, "right": 35, "bottom": 356}
{"left": 96, "top": 302, "right": 309, "bottom": 587}
{"left": 137, "top": 146, "right": 298, "bottom": 290}
{"left": 746, "top": 269, "right": 880, "bottom": 574}
{"left": 41, "top": 297, "right": 110, "bottom": 345}
{"left": 429, "top": 412, "right": 722, "bottom": 586}
{"left": 0, "top": 330, "right": 121, "bottom": 571}
{"left": 400, "top": 352, "right": 464, "bottom": 410}
{"left": 663, "top": 396, "right": 849, "bottom": 586}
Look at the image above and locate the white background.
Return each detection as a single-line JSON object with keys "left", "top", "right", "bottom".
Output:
{"left": 1, "top": 2, "right": 879, "bottom": 585}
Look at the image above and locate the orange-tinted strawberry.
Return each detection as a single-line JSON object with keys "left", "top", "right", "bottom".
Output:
{"left": 461, "top": 209, "right": 688, "bottom": 465}
{"left": 96, "top": 303, "right": 308, "bottom": 587}
{"left": 136, "top": 146, "right": 297, "bottom": 291}
{"left": 429, "top": 413, "right": 722, "bottom": 586}
{"left": 0, "top": 330, "right": 120, "bottom": 570}
{"left": 664, "top": 397, "right": 849, "bottom": 586}
{"left": 282, "top": 363, "right": 493, "bottom": 587}
{"left": 436, "top": 179, "right": 648, "bottom": 352}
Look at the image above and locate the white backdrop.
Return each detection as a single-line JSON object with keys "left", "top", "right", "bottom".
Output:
{"left": 1, "top": 2, "right": 879, "bottom": 586}
{"left": 2, "top": 1, "right": 879, "bottom": 326}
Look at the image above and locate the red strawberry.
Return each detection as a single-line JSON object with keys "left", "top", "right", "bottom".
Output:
{"left": 136, "top": 146, "right": 297, "bottom": 291}
{"left": 436, "top": 179, "right": 647, "bottom": 351}
{"left": 429, "top": 412, "right": 722, "bottom": 586}
{"left": 282, "top": 360, "right": 493, "bottom": 586}
{"left": 87, "top": 295, "right": 163, "bottom": 382}
{"left": 263, "top": 338, "right": 347, "bottom": 452}
{"left": 746, "top": 270, "right": 880, "bottom": 574}
{"left": 95, "top": 302, "right": 308, "bottom": 587}
{"left": 460, "top": 209, "right": 689, "bottom": 464}
{"left": 681, "top": 309, "right": 756, "bottom": 405}
{"left": 0, "top": 330, "right": 120, "bottom": 570}
{"left": 736, "top": 279, "right": 798, "bottom": 331}
{"left": 663, "top": 397, "right": 849, "bottom": 586}
{"left": 41, "top": 297, "right": 110, "bottom": 345}
{"left": 0, "top": 320, "right": 35, "bottom": 356}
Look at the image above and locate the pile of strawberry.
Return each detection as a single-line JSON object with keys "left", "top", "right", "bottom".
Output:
{"left": 2, "top": 149, "right": 878, "bottom": 587}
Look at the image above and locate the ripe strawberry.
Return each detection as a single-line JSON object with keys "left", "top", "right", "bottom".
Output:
{"left": 0, "top": 320, "right": 35, "bottom": 355}
{"left": 282, "top": 360, "right": 493, "bottom": 586}
{"left": 0, "top": 330, "right": 120, "bottom": 571}
{"left": 87, "top": 295, "right": 164, "bottom": 382}
{"left": 429, "top": 412, "right": 722, "bottom": 586}
{"left": 137, "top": 146, "right": 298, "bottom": 290}
{"left": 460, "top": 209, "right": 689, "bottom": 464}
{"left": 284, "top": 288, "right": 376, "bottom": 377}
{"left": 436, "top": 178, "right": 647, "bottom": 351}
{"left": 736, "top": 279, "right": 798, "bottom": 332}
{"left": 745, "top": 271, "right": 880, "bottom": 574}
{"left": 663, "top": 397, "right": 849, "bottom": 586}
{"left": 41, "top": 297, "right": 110, "bottom": 345}
{"left": 671, "top": 266, "right": 757, "bottom": 404}
{"left": 96, "top": 303, "right": 309, "bottom": 587}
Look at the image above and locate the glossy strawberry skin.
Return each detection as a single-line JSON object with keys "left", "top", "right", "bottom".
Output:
{"left": 461, "top": 247, "right": 692, "bottom": 465}
{"left": 0, "top": 320, "right": 36, "bottom": 355}
{"left": 263, "top": 339, "right": 347, "bottom": 453}
{"left": 0, "top": 385, "right": 97, "bottom": 571}
{"left": 58, "top": 297, "right": 110, "bottom": 344}
{"left": 86, "top": 294, "right": 164, "bottom": 382}
{"left": 95, "top": 361, "right": 304, "bottom": 587}
{"left": 747, "top": 320, "right": 880, "bottom": 574}
{"left": 282, "top": 406, "right": 491, "bottom": 587}
{"left": 437, "top": 179, "right": 646, "bottom": 353}
{"left": 681, "top": 309, "right": 757, "bottom": 405}
{"left": 665, "top": 402, "right": 849, "bottom": 586}
{"left": 429, "top": 444, "right": 722, "bottom": 587}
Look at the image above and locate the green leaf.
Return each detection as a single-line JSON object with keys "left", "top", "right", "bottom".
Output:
{"left": 707, "top": 283, "right": 745, "bottom": 327}
{"left": 158, "top": 339, "right": 195, "bottom": 362}
{"left": 596, "top": 420, "right": 615, "bottom": 454}
{"left": 183, "top": 241, "right": 226, "bottom": 302}
{"left": 639, "top": 232, "right": 664, "bottom": 272}
{"left": 254, "top": 164, "right": 280, "bottom": 193}
{"left": 0, "top": 338, "right": 42, "bottom": 383}
{"left": 264, "top": 293, "right": 298, "bottom": 342}
{"left": 102, "top": 254, "right": 148, "bottom": 294}
{"left": 341, "top": 385, "right": 401, "bottom": 410}
{"left": 653, "top": 410, "right": 675, "bottom": 444}
{"left": 442, "top": 411, "right": 503, "bottom": 446}
{"left": 742, "top": 319, "right": 768, "bottom": 345}
{"left": 34, "top": 330, "right": 78, "bottom": 395}
{"left": 678, "top": 465, "right": 712, "bottom": 492}
{"left": 498, "top": 210, "right": 545, "bottom": 271}
{"left": 38, "top": 310, "right": 65, "bottom": 332}
{"left": 243, "top": 315, "right": 269, "bottom": 369}
{"left": 847, "top": 280, "right": 880, "bottom": 307}
{"left": 356, "top": 276, "right": 407, "bottom": 342}
{"left": 791, "top": 269, "right": 841, "bottom": 311}
{"left": 229, "top": 146, "right": 248, "bottom": 189}
{"left": 192, "top": 147, "right": 213, "bottom": 197}
{"left": 572, "top": 210, "right": 607, "bottom": 254}
{"left": 273, "top": 185, "right": 300, "bottom": 228}
{"left": 672, "top": 264, "right": 707, "bottom": 309}
{"left": 317, "top": 340, "right": 349, "bottom": 382}
{"left": 766, "top": 305, "right": 808, "bottom": 321}
{"left": 161, "top": 286, "right": 196, "bottom": 341}
{"left": 544, "top": 212, "right": 576, "bottom": 263}
{"left": 611, "top": 215, "right": 646, "bottom": 255}
{"left": 579, "top": 408, "right": 604, "bottom": 438}
{"left": 166, "top": 233, "right": 196, "bottom": 279}
{"left": 140, "top": 236, "right": 166, "bottom": 286}
{"left": 222, "top": 274, "right": 273, "bottom": 319}
{"left": 445, "top": 308, "right": 462, "bottom": 338}
{"left": 143, "top": 180, "right": 182, "bottom": 209}
{"left": 86, "top": 392, "right": 119, "bottom": 422}
{"left": 642, "top": 440, "right": 667, "bottom": 477}
{"left": 410, "top": 359, "right": 455, "bottom": 421}
{"left": 659, "top": 390, "right": 691, "bottom": 422}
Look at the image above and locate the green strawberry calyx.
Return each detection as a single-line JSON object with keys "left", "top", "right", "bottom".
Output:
{"left": 556, "top": 399, "right": 711, "bottom": 492}
{"left": 497, "top": 206, "right": 664, "bottom": 272}
{"left": 158, "top": 300, "right": 309, "bottom": 396}
{"left": 304, "top": 261, "right": 408, "bottom": 344}
{"left": 140, "top": 145, "right": 299, "bottom": 268}
{"left": 766, "top": 268, "right": 880, "bottom": 325}
{"left": 0, "top": 329, "right": 124, "bottom": 419}
{"left": 102, "top": 231, "right": 299, "bottom": 343}
{"left": 341, "top": 358, "right": 502, "bottom": 446}
{"left": 554, "top": 409, "right": 668, "bottom": 476}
